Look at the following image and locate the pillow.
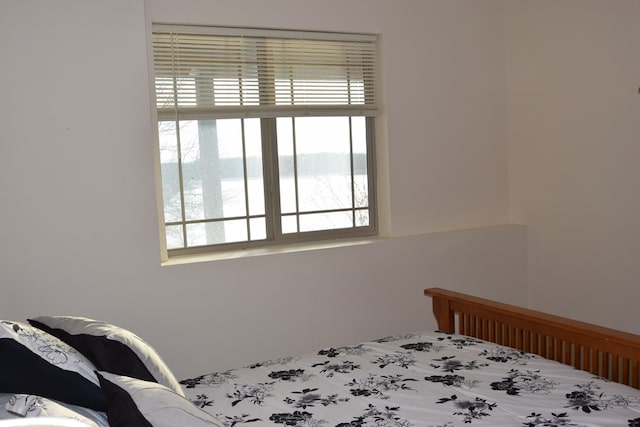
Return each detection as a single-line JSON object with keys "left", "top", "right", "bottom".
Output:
{"left": 96, "top": 372, "right": 224, "bottom": 427}
{"left": 4, "top": 394, "right": 104, "bottom": 427}
{"left": 28, "top": 316, "right": 184, "bottom": 397}
{"left": 0, "top": 321, "right": 107, "bottom": 411}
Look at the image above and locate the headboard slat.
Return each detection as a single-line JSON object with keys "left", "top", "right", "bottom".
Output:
{"left": 425, "top": 287, "right": 640, "bottom": 389}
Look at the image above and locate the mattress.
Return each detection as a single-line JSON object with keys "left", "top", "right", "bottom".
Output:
{"left": 181, "top": 330, "right": 640, "bottom": 426}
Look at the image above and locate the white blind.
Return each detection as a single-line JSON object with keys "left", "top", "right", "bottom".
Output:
{"left": 152, "top": 25, "right": 378, "bottom": 120}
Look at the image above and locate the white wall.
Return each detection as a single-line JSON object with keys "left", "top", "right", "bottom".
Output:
{"left": 0, "top": 0, "right": 520, "bottom": 377}
{"left": 506, "top": 1, "right": 640, "bottom": 333}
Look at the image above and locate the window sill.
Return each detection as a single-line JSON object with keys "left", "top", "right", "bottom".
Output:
{"left": 160, "top": 236, "right": 382, "bottom": 266}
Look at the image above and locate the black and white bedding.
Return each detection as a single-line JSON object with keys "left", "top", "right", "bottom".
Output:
{"left": 0, "top": 318, "right": 222, "bottom": 427}
{"left": 181, "top": 330, "right": 640, "bottom": 427}
{"left": 3, "top": 316, "right": 640, "bottom": 427}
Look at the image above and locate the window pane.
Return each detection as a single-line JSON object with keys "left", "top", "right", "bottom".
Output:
{"left": 244, "top": 119, "right": 265, "bottom": 216}
{"left": 276, "top": 116, "right": 373, "bottom": 236}
{"left": 158, "top": 121, "right": 182, "bottom": 223}
{"left": 354, "top": 175, "right": 369, "bottom": 209}
{"left": 160, "top": 117, "right": 269, "bottom": 247}
{"left": 275, "top": 78, "right": 354, "bottom": 105}
{"left": 179, "top": 120, "right": 221, "bottom": 221}
{"left": 186, "top": 220, "right": 247, "bottom": 247}
{"left": 184, "top": 222, "right": 221, "bottom": 247}
{"left": 220, "top": 219, "right": 249, "bottom": 243}
{"left": 351, "top": 117, "right": 369, "bottom": 209}
{"left": 216, "top": 119, "right": 246, "bottom": 218}
{"left": 277, "top": 117, "right": 296, "bottom": 214}
{"left": 351, "top": 117, "right": 366, "bottom": 154}
{"left": 294, "top": 117, "right": 352, "bottom": 212}
{"left": 212, "top": 76, "right": 260, "bottom": 107}
{"left": 250, "top": 217, "right": 266, "bottom": 240}
{"left": 165, "top": 225, "right": 184, "bottom": 250}
{"left": 281, "top": 214, "right": 297, "bottom": 234}
{"left": 299, "top": 211, "right": 353, "bottom": 232}
{"left": 155, "top": 77, "right": 175, "bottom": 109}
{"left": 355, "top": 208, "right": 369, "bottom": 227}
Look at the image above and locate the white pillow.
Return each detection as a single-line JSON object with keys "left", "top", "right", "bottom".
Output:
{"left": 96, "top": 372, "right": 224, "bottom": 427}
{"left": 28, "top": 316, "right": 184, "bottom": 397}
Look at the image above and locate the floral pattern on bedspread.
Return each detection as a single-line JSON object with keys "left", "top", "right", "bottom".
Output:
{"left": 181, "top": 331, "right": 640, "bottom": 426}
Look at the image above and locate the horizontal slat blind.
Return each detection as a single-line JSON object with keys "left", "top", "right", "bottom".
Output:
{"left": 152, "top": 26, "right": 378, "bottom": 119}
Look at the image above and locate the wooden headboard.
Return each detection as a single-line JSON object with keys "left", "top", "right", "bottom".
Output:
{"left": 424, "top": 287, "right": 640, "bottom": 389}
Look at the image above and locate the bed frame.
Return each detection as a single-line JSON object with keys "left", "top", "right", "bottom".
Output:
{"left": 425, "top": 287, "right": 640, "bottom": 389}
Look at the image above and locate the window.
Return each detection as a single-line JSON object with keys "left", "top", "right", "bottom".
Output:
{"left": 151, "top": 25, "right": 379, "bottom": 255}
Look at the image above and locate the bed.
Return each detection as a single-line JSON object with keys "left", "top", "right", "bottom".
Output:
{"left": 1, "top": 288, "right": 639, "bottom": 427}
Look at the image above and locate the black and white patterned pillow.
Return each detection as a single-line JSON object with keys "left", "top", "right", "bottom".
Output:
{"left": 97, "top": 372, "right": 224, "bottom": 427}
{"left": 0, "top": 321, "right": 107, "bottom": 411}
{"left": 29, "top": 316, "right": 183, "bottom": 397}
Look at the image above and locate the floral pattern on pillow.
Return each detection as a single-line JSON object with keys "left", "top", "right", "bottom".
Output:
{"left": 0, "top": 321, "right": 98, "bottom": 385}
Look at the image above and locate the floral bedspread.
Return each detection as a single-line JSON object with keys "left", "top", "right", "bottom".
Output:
{"left": 181, "top": 331, "right": 640, "bottom": 426}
